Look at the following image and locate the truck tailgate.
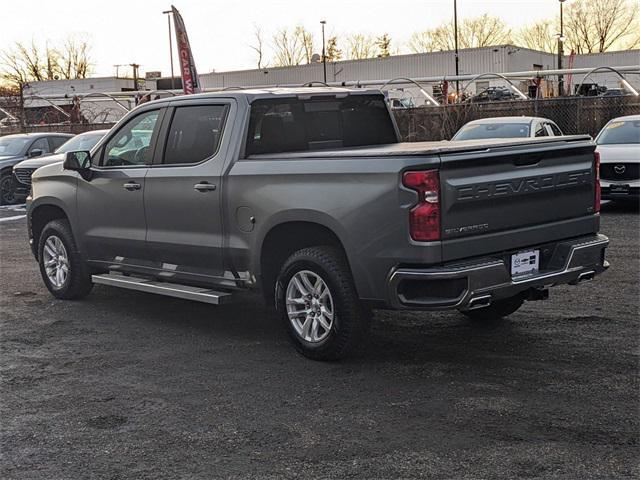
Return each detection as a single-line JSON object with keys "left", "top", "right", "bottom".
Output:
{"left": 439, "top": 138, "right": 598, "bottom": 261}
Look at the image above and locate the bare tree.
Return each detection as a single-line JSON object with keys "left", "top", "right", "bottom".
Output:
{"left": 0, "top": 37, "right": 92, "bottom": 87}
{"left": 408, "top": 28, "right": 450, "bottom": 53}
{"left": 565, "top": 0, "right": 639, "bottom": 53}
{"left": 59, "top": 36, "right": 91, "bottom": 79}
{"left": 272, "top": 26, "right": 316, "bottom": 66}
{"left": 346, "top": 34, "right": 377, "bottom": 59}
{"left": 376, "top": 34, "right": 392, "bottom": 57}
{"left": 408, "top": 15, "right": 510, "bottom": 53}
{"left": 325, "top": 36, "right": 342, "bottom": 62}
{"left": 515, "top": 20, "right": 557, "bottom": 53}
{"left": 296, "top": 26, "right": 315, "bottom": 64}
{"left": 462, "top": 14, "right": 511, "bottom": 48}
{"left": 250, "top": 25, "right": 267, "bottom": 69}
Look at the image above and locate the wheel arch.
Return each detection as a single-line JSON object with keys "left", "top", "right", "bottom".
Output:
{"left": 29, "top": 200, "right": 72, "bottom": 260}
{"left": 257, "top": 215, "right": 354, "bottom": 306}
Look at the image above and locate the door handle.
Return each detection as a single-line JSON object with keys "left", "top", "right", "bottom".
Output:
{"left": 123, "top": 182, "right": 141, "bottom": 191}
{"left": 194, "top": 182, "right": 217, "bottom": 192}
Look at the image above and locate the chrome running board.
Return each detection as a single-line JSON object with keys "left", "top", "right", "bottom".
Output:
{"left": 92, "top": 273, "right": 232, "bottom": 305}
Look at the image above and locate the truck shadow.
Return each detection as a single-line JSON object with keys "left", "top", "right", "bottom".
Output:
{"left": 601, "top": 200, "right": 639, "bottom": 214}
{"left": 88, "top": 285, "right": 539, "bottom": 367}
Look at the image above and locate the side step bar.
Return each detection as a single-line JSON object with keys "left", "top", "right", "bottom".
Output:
{"left": 92, "top": 273, "right": 232, "bottom": 305}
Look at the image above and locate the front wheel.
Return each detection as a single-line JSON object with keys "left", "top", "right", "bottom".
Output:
{"left": 38, "top": 219, "right": 93, "bottom": 300}
{"left": 275, "top": 246, "right": 370, "bottom": 361}
{"left": 460, "top": 294, "right": 524, "bottom": 322}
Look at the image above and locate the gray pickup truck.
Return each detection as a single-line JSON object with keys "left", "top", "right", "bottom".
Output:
{"left": 27, "top": 87, "right": 609, "bottom": 360}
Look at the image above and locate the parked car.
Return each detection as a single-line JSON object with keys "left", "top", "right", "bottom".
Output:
{"left": 601, "top": 88, "right": 631, "bottom": 97}
{"left": 0, "top": 132, "right": 74, "bottom": 205}
{"left": 12, "top": 130, "right": 109, "bottom": 201}
{"left": 27, "top": 88, "right": 608, "bottom": 360}
{"left": 466, "top": 86, "right": 520, "bottom": 103}
{"left": 595, "top": 114, "right": 640, "bottom": 202}
{"left": 451, "top": 117, "right": 563, "bottom": 141}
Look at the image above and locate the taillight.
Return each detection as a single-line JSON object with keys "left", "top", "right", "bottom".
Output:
{"left": 594, "top": 151, "right": 601, "bottom": 213}
{"left": 402, "top": 170, "right": 440, "bottom": 241}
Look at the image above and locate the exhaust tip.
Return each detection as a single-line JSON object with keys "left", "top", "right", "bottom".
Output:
{"left": 467, "top": 295, "right": 492, "bottom": 310}
{"left": 577, "top": 271, "right": 595, "bottom": 283}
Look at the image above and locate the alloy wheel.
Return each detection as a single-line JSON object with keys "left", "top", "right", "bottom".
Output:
{"left": 286, "top": 270, "right": 334, "bottom": 343}
{"left": 42, "top": 235, "right": 70, "bottom": 288}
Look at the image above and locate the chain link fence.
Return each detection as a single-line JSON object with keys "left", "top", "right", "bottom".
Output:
{"left": 393, "top": 95, "right": 640, "bottom": 141}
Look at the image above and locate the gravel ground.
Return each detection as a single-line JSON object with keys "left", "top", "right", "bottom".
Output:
{"left": 1, "top": 204, "right": 638, "bottom": 479}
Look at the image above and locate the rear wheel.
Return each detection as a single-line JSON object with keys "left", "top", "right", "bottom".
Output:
{"left": 0, "top": 173, "right": 17, "bottom": 205}
{"left": 38, "top": 219, "right": 93, "bottom": 300}
{"left": 275, "top": 246, "right": 370, "bottom": 361}
{"left": 460, "top": 294, "right": 524, "bottom": 322}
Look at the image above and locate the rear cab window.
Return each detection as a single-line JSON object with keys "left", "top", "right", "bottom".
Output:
{"left": 245, "top": 94, "right": 398, "bottom": 156}
{"left": 49, "top": 136, "right": 70, "bottom": 151}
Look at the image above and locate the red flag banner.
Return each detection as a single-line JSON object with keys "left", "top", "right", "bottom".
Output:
{"left": 172, "top": 5, "right": 201, "bottom": 94}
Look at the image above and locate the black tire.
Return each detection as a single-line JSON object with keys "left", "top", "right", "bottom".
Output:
{"left": 275, "top": 246, "right": 370, "bottom": 361}
{"left": 461, "top": 294, "right": 524, "bottom": 322}
{"left": 0, "top": 173, "right": 17, "bottom": 206}
{"left": 38, "top": 219, "right": 93, "bottom": 300}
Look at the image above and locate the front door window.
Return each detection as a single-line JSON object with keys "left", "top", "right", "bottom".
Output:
{"left": 102, "top": 110, "right": 160, "bottom": 167}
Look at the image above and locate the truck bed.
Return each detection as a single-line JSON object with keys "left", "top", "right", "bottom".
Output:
{"left": 246, "top": 135, "right": 593, "bottom": 159}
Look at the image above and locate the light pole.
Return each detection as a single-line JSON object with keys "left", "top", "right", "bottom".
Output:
{"left": 453, "top": 0, "right": 460, "bottom": 100}
{"left": 163, "top": 9, "right": 176, "bottom": 90}
{"left": 557, "top": 0, "right": 566, "bottom": 96}
{"left": 320, "top": 20, "right": 327, "bottom": 83}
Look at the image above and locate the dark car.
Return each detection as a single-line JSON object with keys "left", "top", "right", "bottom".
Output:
{"left": 12, "top": 130, "right": 109, "bottom": 200}
{"left": 0, "top": 132, "right": 73, "bottom": 204}
{"left": 467, "top": 86, "right": 520, "bottom": 103}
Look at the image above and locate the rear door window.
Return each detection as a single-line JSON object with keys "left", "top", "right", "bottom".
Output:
{"left": 246, "top": 94, "right": 397, "bottom": 155}
{"left": 547, "top": 122, "right": 563, "bottom": 136}
{"left": 49, "top": 136, "right": 70, "bottom": 151}
{"left": 162, "top": 105, "right": 228, "bottom": 164}
{"left": 534, "top": 123, "right": 549, "bottom": 137}
{"left": 29, "top": 137, "right": 51, "bottom": 154}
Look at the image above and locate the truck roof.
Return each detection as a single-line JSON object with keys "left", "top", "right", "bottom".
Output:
{"left": 146, "top": 87, "right": 385, "bottom": 106}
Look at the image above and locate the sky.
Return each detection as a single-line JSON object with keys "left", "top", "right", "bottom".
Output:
{"left": 2, "top": 0, "right": 568, "bottom": 78}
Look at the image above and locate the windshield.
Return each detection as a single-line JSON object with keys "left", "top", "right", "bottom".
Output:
{"left": 0, "top": 137, "right": 30, "bottom": 156}
{"left": 55, "top": 132, "right": 106, "bottom": 153}
{"left": 596, "top": 120, "right": 640, "bottom": 145}
{"left": 453, "top": 123, "right": 530, "bottom": 140}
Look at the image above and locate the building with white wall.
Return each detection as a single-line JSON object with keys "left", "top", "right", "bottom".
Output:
{"left": 197, "top": 45, "right": 639, "bottom": 104}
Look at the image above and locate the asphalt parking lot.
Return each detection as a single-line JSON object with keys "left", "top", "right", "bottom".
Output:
{"left": 1, "top": 204, "right": 638, "bottom": 479}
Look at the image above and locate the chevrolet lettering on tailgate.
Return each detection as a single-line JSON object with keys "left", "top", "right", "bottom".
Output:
{"left": 455, "top": 170, "right": 592, "bottom": 202}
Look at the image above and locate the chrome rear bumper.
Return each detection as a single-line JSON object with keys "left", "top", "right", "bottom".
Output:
{"left": 388, "top": 234, "right": 609, "bottom": 310}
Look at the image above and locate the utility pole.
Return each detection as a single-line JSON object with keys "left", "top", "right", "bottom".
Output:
{"left": 130, "top": 63, "right": 140, "bottom": 91}
{"left": 557, "top": 0, "right": 566, "bottom": 96}
{"left": 320, "top": 20, "right": 327, "bottom": 83}
{"left": 453, "top": 0, "right": 460, "bottom": 100}
{"left": 163, "top": 9, "right": 176, "bottom": 90}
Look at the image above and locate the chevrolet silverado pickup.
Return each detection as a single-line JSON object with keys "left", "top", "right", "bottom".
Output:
{"left": 26, "top": 87, "right": 609, "bottom": 360}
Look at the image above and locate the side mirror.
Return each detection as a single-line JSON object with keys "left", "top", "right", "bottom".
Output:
{"left": 63, "top": 151, "right": 92, "bottom": 179}
{"left": 29, "top": 149, "right": 43, "bottom": 158}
